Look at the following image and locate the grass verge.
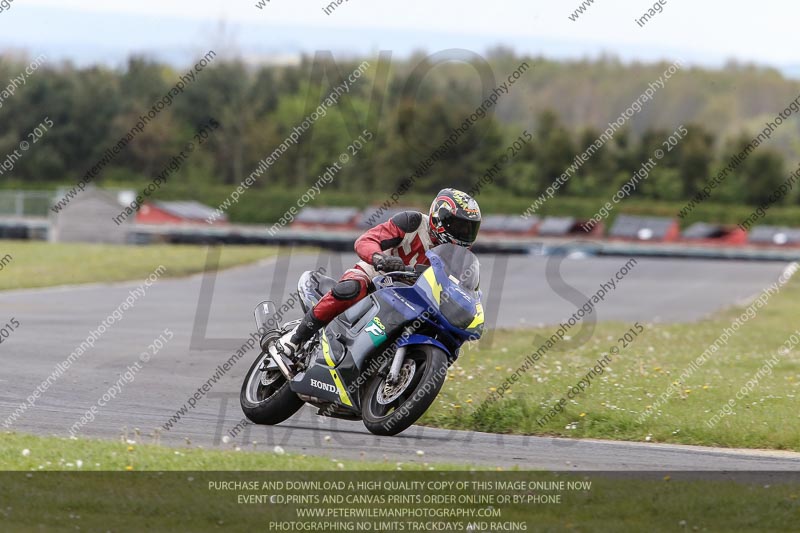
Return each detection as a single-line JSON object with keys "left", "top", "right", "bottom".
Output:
{"left": 421, "top": 273, "right": 800, "bottom": 451}
{"left": 0, "top": 432, "right": 448, "bottom": 472}
{"left": 0, "top": 242, "right": 277, "bottom": 290}
{"left": 1, "top": 434, "right": 798, "bottom": 531}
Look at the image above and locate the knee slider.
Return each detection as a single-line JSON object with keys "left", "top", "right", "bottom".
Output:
{"left": 332, "top": 279, "right": 362, "bottom": 301}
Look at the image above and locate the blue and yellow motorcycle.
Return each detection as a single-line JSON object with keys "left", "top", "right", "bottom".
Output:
{"left": 240, "top": 243, "right": 484, "bottom": 436}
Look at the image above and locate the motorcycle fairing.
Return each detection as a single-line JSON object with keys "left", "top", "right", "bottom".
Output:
{"left": 396, "top": 333, "right": 450, "bottom": 355}
{"left": 289, "top": 289, "right": 415, "bottom": 413}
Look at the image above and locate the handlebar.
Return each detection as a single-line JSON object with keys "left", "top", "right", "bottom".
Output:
{"left": 383, "top": 269, "right": 417, "bottom": 277}
{"left": 392, "top": 263, "right": 428, "bottom": 274}
{"left": 380, "top": 265, "right": 424, "bottom": 281}
{"left": 373, "top": 265, "right": 428, "bottom": 289}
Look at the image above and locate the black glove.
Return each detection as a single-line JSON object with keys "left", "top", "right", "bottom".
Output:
{"left": 372, "top": 253, "right": 406, "bottom": 272}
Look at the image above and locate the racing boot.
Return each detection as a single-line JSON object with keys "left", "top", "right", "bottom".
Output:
{"left": 268, "top": 309, "right": 325, "bottom": 378}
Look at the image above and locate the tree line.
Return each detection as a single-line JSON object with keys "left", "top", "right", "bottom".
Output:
{"left": 0, "top": 50, "right": 798, "bottom": 220}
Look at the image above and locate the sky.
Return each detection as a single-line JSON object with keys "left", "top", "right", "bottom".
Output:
{"left": 1, "top": 0, "right": 798, "bottom": 73}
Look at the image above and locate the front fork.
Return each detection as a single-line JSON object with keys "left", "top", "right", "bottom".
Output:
{"left": 385, "top": 346, "right": 407, "bottom": 385}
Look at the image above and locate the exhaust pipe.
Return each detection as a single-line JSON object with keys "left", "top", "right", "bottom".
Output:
{"left": 271, "top": 348, "right": 297, "bottom": 380}
{"left": 261, "top": 330, "right": 296, "bottom": 380}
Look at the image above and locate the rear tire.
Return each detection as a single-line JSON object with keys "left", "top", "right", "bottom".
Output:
{"left": 362, "top": 345, "right": 448, "bottom": 436}
{"left": 240, "top": 348, "right": 303, "bottom": 425}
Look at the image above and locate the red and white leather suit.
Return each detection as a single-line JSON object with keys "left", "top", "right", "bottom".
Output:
{"left": 311, "top": 211, "right": 433, "bottom": 323}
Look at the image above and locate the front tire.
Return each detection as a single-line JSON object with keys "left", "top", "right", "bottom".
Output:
{"left": 362, "top": 345, "right": 449, "bottom": 436}
{"left": 240, "top": 347, "right": 303, "bottom": 426}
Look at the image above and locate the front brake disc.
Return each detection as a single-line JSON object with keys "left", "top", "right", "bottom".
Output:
{"left": 376, "top": 359, "right": 417, "bottom": 405}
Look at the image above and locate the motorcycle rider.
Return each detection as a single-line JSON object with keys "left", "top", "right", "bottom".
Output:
{"left": 269, "top": 188, "right": 482, "bottom": 368}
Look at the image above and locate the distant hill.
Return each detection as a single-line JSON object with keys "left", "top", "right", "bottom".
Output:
{"left": 487, "top": 55, "right": 800, "bottom": 162}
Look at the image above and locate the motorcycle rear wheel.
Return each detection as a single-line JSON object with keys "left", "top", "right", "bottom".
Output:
{"left": 362, "top": 345, "right": 448, "bottom": 436}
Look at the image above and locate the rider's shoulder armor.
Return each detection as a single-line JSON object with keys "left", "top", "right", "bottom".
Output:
{"left": 391, "top": 211, "right": 423, "bottom": 233}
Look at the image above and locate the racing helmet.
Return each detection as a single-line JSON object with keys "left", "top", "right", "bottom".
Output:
{"left": 428, "top": 188, "right": 482, "bottom": 247}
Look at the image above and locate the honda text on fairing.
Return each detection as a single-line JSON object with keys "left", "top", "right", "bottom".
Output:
{"left": 240, "top": 243, "right": 484, "bottom": 436}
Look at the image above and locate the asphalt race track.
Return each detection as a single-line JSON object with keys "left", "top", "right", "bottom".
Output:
{"left": 2, "top": 252, "right": 799, "bottom": 470}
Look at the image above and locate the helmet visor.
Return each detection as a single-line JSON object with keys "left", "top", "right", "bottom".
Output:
{"left": 443, "top": 216, "right": 480, "bottom": 245}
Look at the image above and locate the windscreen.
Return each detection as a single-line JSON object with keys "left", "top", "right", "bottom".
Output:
{"left": 427, "top": 244, "right": 480, "bottom": 292}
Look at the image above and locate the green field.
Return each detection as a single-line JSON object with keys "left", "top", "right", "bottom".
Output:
{"left": 0, "top": 432, "right": 444, "bottom": 472}
{"left": 422, "top": 273, "right": 800, "bottom": 450}
{"left": 0, "top": 432, "right": 797, "bottom": 532}
{"left": 0, "top": 242, "right": 278, "bottom": 290}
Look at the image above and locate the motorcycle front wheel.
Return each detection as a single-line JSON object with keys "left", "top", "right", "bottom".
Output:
{"left": 361, "top": 345, "right": 448, "bottom": 436}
